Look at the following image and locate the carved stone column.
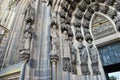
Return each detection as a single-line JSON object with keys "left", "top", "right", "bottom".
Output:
{"left": 50, "top": 55, "right": 59, "bottom": 80}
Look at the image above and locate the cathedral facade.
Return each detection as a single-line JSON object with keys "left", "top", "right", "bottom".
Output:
{"left": 0, "top": 0, "right": 120, "bottom": 80}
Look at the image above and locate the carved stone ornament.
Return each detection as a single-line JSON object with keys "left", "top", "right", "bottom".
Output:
{"left": 79, "top": 45, "right": 88, "bottom": 64}
{"left": 115, "top": 20, "right": 120, "bottom": 31}
{"left": 92, "top": 63, "right": 100, "bottom": 75}
{"left": 94, "top": 3, "right": 100, "bottom": 11}
{"left": 81, "top": 64, "right": 90, "bottom": 75}
{"left": 62, "top": 1, "right": 69, "bottom": 12}
{"left": 85, "top": 32, "right": 93, "bottom": 42}
{"left": 19, "top": 49, "right": 30, "bottom": 62}
{"left": 63, "top": 57, "right": 71, "bottom": 72}
{"left": 106, "top": 0, "right": 116, "bottom": 6}
{"left": 70, "top": 1, "right": 78, "bottom": 11}
{"left": 73, "top": 18, "right": 81, "bottom": 28}
{"left": 84, "top": 11, "right": 92, "bottom": 21}
{"left": 115, "top": 2, "right": 120, "bottom": 11}
{"left": 97, "top": 0, "right": 105, "bottom": 3}
{"left": 51, "top": 24, "right": 59, "bottom": 55}
{"left": 50, "top": 21, "right": 58, "bottom": 29}
{"left": 69, "top": 42, "right": 77, "bottom": 64}
{"left": 25, "top": 3, "right": 35, "bottom": 24}
{"left": 75, "top": 28, "right": 83, "bottom": 41}
{"left": 61, "top": 23, "right": 68, "bottom": 33}
{"left": 82, "top": 20, "right": 89, "bottom": 29}
{"left": 84, "top": 0, "right": 90, "bottom": 4}
{"left": 68, "top": 28, "right": 73, "bottom": 39}
{"left": 108, "top": 10, "right": 117, "bottom": 19}
{"left": 100, "top": 5, "right": 109, "bottom": 14}
{"left": 78, "top": 1, "right": 87, "bottom": 12}
{"left": 60, "top": 10, "right": 66, "bottom": 19}
{"left": 50, "top": 55, "right": 59, "bottom": 62}
{"left": 88, "top": 44, "right": 98, "bottom": 64}
{"left": 75, "top": 9, "right": 83, "bottom": 19}
{"left": 88, "top": 7, "right": 95, "bottom": 14}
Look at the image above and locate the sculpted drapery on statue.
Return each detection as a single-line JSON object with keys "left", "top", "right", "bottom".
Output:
{"left": 62, "top": 30, "right": 71, "bottom": 57}
{"left": 78, "top": 42, "right": 90, "bottom": 75}
{"left": 51, "top": 22, "right": 59, "bottom": 55}
{"left": 20, "top": 3, "right": 35, "bottom": 62}
{"left": 88, "top": 44, "right": 98, "bottom": 64}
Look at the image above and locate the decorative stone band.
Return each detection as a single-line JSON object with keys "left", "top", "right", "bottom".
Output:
{"left": 62, "top": 57, "right": 71, "bottom": 72}
{"left": 50, "top": 54, "right": 59, "bottom": 62}
{"left": 19, "top": 49, "right": 30, "bottom": 63}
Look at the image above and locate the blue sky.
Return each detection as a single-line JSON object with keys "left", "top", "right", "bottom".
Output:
{"left": 108, "top": 71, "right": 120, "bottom": 80}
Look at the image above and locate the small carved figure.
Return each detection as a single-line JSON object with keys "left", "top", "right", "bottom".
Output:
{"left": 24, "top": 3, "right": 35, "bottom": 24}
{"left": 79, "top": 45, "right": 88, "bottom": 64}
{"left": 51, "top": 24, "right": 59, "bottom": 54}
{"left": 69, "top": 42, "right": 77, "bottom": 64}
{"left": 62, "top": 31, "right": 70, "bottom": 57}
{"left": 88, "top": 44, "right": 98, "bottom": 64}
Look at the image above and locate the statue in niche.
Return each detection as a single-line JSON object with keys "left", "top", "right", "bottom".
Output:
{"left": 62, "top": 30, "right": 70, "bottom": 57}
{"left": 88, "top": 44, "right": 98, "bottom": 64}
{"left": 69, "top": 42, "right": 77, "bottom": 74}
{"left": 22, "top": 3, "right": 35, "bottom": 50}
{"left": 78, "top": 42, "right": 90, "bottom": 75}
{"left": 79, "top": 43, "right": 88, "bottom": 64}
{"left": 51, "top": 24, "right": 59, "bottom": 55}
{"left": 24, "top": 3, "right": 35, "bottom": 24}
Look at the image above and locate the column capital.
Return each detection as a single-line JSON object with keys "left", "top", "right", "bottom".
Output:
{"left": 19, "top": 49, "right": 30, "bottom": 63}
{"left": 50, "top": 54, "right": 59, "bottom": 62}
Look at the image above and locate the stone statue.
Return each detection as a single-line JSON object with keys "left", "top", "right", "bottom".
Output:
{"left": 24, "top": 3, "right": 35, "bottom": 24}
{"left": 22, "top": 2, "right": 35, "bottom": 50}
{"left": 69, "top": 42, "right": 77, "bottom": 74}
{"left": 69, "top": 42, "right": 77, "bottom": 64}
{"left": 88, "top": 44, "right": 98, "bottom": 64}
{"left": 79, "top": 45, "right": 88, "bottom": 64}
{"left": 51, "top": 24, "right": 59, "bottom": 54}
{"left": 78, "top": 42, "right": 90, "bottom": 75}
{"left": 62, "top": 31, "right": 70, "bottom": 57}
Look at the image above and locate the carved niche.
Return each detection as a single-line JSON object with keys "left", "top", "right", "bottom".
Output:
{"left": 88, "top": 44, "right": 100, "bottom": 75}
{"left": 50, "top": 22, "right": 59, "bottom": 55}
{"left": 69, "top": 42, "right": 77, "bottom": 74}
{"left": 20, "top": 3, "right": 35, "bottom": 62}
{"left": 78, "top": 42, "right": 90, "bottom": 75}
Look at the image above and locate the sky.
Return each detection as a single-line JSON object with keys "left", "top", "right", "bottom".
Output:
{"left": 108, "top": 71, "right": 120, "bottom": 80}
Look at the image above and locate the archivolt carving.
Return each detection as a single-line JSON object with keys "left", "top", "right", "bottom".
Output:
{"left": 100, "top": 5, "right": 109, "bottom": 14}
{"left": 115, "top": 2, "right": 120, "bottom": 11}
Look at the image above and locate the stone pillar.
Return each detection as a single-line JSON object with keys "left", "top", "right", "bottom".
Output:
{"left": 50, "top": 55, "right": 59, "bottom": 80}
{"left": 39, "top": 1, "right": 51, "bottom": 79}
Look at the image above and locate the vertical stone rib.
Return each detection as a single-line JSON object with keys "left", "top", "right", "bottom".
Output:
{"left": 39, "top": 1, "right": 51, "bottom": 80}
